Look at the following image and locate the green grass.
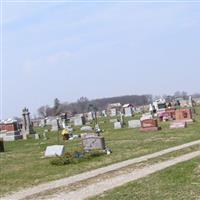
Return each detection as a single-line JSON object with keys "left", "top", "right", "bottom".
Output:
{"left": 0, "top": 106, "right": 200, "bottom": 196}
{"left": 90, "top": 157, "right": 200, "bottom": 200}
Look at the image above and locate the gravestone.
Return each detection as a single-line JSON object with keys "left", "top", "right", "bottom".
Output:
{"left": 44, "top": 145, "right": 64, "bottom": 157}
{"left": 128, "top": 120, "right": 141, "bottom": 128}
{"left": 43, "top": 130, "right": 47, "bottom": 140}
{"left": 124, "top": 107, "right": 133, "bottom": 117}
{"left": 175, "top": 109, "right": 193, "bottom": 123}
{"left": 82, "top": 134, "right": 106, "bottom": 151}
{"left": 110, "top": 108, "right": 117, "bottom": 117}
{"left": 0, "top": 138, "right": 4, "bottom": 152}
{"left": 74, "top": 117, "right": 83, "bottom": 126}
{"left": 21, "top": 107, "right": 34, "bottom": 139}
{"left": 34, "top": 134, "right": 39, "bottom": 140}
{"left": 51, "top": 119, "right": 60, "bottom": 131}
{"left": 170, "top": 121, "right": 187, "bottom": 129}
{"left": 140, "top": 119, "right": 160, "bottom": 132}
{"left": 114, "top": 122, "right": 122, "bottom": 129}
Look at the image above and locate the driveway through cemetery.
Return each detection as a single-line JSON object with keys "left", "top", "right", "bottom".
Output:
{"left": 2, "top": 140, "right": 200, "bottom": 200}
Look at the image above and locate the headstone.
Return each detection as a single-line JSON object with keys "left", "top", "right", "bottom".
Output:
{"left": 170, "top": 121, "right": 187, "bottom": 129}
{"left": 34, "top": 134, "right": 39, "bottom": 140}
{"left": 44, "top": 145, "right": 65, "bottom": 157}
{"left": 140, "top": 119, "right": 160, "bottom": 132}
{"left": 80, "top": 126, "right": 93, "bottom": 131}
{"left": 175, "top": 109, "right": 193, "bottom": 123}
{"left": 165, "top": 108, "right": 176, "bottom": 120}
{"left": 0, "top": 131, "right": 22, "bottom": 141}
{"left": 21, "top": 107, "right": 34, "bottom": 139}
{"left": 110, "top": 108, "right": 117, "bottom": 117}
{"left": 51, "top": 119, "right": 60, "bottom": 131}
{"left": 0, "top": 138, "right": 5, "bottom": 152}
{"left": 74, "top": 117, "right": 83, "bottom": 126}
{"left": 86, "top": 112, "right": 93, "bottom": 121}
{"left": 82, "top": 134, "right": 106, "bottom": 151}
{"left": 114, "top": 122, "right": 122, "bottom": 129}
{"left": 124, "top": 107, "right": 133, "bottom": 117}
{"left": 128, "top": 120, "right": 141, "bottom": 128}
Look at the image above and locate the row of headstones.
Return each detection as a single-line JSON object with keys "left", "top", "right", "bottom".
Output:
{"left": 45, "top": 133, "right": 107, "bottom": 157}
{"left": 113, "top": 108, "right": 194, "bottom": 131}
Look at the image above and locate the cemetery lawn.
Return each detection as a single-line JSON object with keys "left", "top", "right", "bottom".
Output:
{"left": 90, "top": 156, "right": 200, "bottom": 200}
{"left": 0, "top": 106, "right": 200, "bottom": 196}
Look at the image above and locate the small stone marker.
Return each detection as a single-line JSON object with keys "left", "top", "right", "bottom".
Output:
{"left": 44, "top": 145, "right": 64, "bottom": 157}
{"left": 34, "top": 134, "right": 39, "bottom": 140}
{"left": 170, "top": 121, "right": 187, "bottom": 129}
{"left": 0, "top": 138, "right": 5, "bottom": 152}
{"left": 128, "top": 120, "right": 141, "bottom": 128}
{"left": 114, "top": 122, "right": 122, "bottom": 129}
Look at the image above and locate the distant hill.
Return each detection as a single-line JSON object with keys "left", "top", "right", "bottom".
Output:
{"left": 38, "top": 94, "right": 152, "bottom": 117}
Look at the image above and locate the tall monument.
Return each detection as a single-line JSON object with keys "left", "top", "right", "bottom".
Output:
{"left": 22, "top": 107, "right": 34, "bottom": 139}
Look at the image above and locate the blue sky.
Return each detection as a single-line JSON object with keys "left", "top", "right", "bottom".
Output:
{"left": 1, "top": 1, "right": 200, "bottom": 118}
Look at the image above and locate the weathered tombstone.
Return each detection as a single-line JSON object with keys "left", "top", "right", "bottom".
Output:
{"left": 140, "top": 119, "right": 160, "bottom": 132}
{"left": 34, "top": 134, "right": 39, "bottom": 140}
{"left": 43, "top": 130, "right": 47, "bottom": 140}
{"left": 170, "top": 121, "right": 187, "bottom": 129}
{"left": 114, "top": 122, "right": 122, "bottom": 129}
{"left": 175, "top": 108, "right": 193, "bottom": 123}
{"left": 82, "top": 134, "right": 106, "bottom": 151}
{"left": 51, "top": 118, "right": 60, "bottom": 131}
{"left": 44, "top": 145, "right": 65, "bottom": 157}
{"left": 124, "top": 107, "right": 133, "bottom": 117}
{"left": 0, "top": 138, "right": 5, "bottom": 152}
{"left": 74, "top": 117, "right": 83, "bottom": 126}
{"left": 110, "top": 108, "right": 117, "bottom": 117}
{"left": 21, "top": 107, "right": 34, "bottom": 139}
{"left": 128, "top": 120, "right": 141, "bottom": 128}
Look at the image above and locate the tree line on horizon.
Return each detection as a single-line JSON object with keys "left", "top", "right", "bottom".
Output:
{"left": 37, "top": 91, "right": 200, "bottom": 117}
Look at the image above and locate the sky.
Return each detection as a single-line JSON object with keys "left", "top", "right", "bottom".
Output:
{"left": 1, "top": 0, "right": 200, "bottom": 118}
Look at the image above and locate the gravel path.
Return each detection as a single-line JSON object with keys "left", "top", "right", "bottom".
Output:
{"left": 1, "top": 140, "right": 200, "bottom": 200}
{"left": 46, "top": 151, "right": 200, "bottom": 200}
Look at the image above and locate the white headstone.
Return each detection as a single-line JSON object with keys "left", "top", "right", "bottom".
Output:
{"left": 51, "top": 119, "right": 59, "bottom": 131}
{"left": 34, "top": 134, "right": 39, "bottom": 140}
{"left": 74, "top": 117, "right": 83, "bottom": 126}
{"left": 110, "top": 108, "right": 117, "bottom": 117}
{"left": 128, "top": 120, "right": 141, "bottom": 128}
{"left": 44, "top": 145, "right": 65, "bottom": 157}
{"left": 124, "top": 107, "right": 132, "bottom": 117}
{"left": 114, "top": 122, "right": 122, "bottom": 129}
